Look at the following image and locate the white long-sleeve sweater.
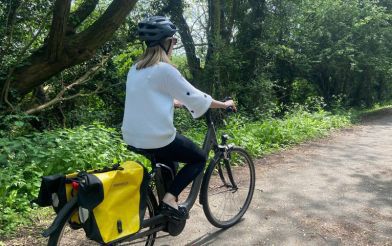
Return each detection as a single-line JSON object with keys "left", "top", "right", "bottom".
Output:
{"left": 121, "top": 62, "right": 212, "bottom": 149}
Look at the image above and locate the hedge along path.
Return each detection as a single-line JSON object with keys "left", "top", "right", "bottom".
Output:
{"left": 158, "top": 109, "right": 392, "bottom": 245}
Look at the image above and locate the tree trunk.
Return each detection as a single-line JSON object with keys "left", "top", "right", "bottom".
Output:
{"left": 47, "top": 0, "right": 72, "bottom": 62}
{"left": 221, "top": 0, "right": 238, "bottom": 44}
{"left": 166, "top": 0, "right": 202, "bottom": 84}
{"left": 204, "top": 0, "right": 221, "bottom": 94}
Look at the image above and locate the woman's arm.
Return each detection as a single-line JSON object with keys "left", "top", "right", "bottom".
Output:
{"left": 210, "top": 99, "right": 237, "bottom": 111}
{"left": 162, "top": 63, "right": 236, "bottom": 116}
{"left": 174, "top": 99, "right": 183, "bottom": 107}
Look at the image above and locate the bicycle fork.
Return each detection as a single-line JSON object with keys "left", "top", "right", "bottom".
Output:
{"left": 217, "top": 144, "right": 238, "bottom": 191}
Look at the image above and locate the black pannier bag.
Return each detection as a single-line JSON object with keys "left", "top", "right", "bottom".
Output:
{"left": 35, "top": 172, "right": 82, "bottom": 226}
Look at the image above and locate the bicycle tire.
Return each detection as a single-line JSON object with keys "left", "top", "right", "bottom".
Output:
{"left": 200, "top": 147, "right": 255, "bottom": 228}
{"left": 47, "top": 188, "right": 158, "bottom": 246}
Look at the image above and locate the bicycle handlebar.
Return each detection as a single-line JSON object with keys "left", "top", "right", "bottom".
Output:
{"left": 223, "top": 96, "right": 236, "bottom": 113}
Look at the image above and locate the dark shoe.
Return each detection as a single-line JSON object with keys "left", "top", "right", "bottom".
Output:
{"left": 159, "top": 202, "right": 187, "bottom": 221}
{"left": 178, "top": 205, "right": 189, "bottom": 219}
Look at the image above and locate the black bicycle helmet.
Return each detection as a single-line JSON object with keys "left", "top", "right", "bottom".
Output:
{"left": 138, "top": 16, "right": 177, "bottom": 47}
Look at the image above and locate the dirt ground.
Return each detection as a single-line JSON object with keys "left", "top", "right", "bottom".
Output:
{"left": 2, "top": 109, "right": 392, "bottom": 246}
{"left": 159, "top": 109, "right": 392, "bottom": 246}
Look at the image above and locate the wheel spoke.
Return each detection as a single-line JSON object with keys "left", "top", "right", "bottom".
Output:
{"left": 201, "top": 147, "right": 255, "bottom": 228}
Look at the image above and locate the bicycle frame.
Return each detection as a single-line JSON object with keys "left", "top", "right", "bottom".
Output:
{"left": 181, "top": 109, "right": 220, "bottom": 210}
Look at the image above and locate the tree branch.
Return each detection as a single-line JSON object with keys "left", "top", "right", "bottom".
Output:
{"left": 189, "top": 12, "right": 205, "bottom": 34}
{"left": 63, "top": 80, "right": 123, "bottom": 101}
{"left": 76, "top": 0, "right": 138, "bottom": 50}
{"left": 174, "top": 43, "right": 208, "bottom": 50}
{"left": 67, "top": 0, "right": 99, "bottom": 33}
{"left": 62, "top": 83, "right": 102, "bottom": 101}
{"left": 24, "top": 56, "right": 109, "bottom": 114}
{"left": 1, "top": 67, "right": 16, "bottom": 110}
{"left": 8, "top": 0, "right": 138, "bottom": 97}
{"left": 47, "top": 0, "right": 72, "bottom": 62}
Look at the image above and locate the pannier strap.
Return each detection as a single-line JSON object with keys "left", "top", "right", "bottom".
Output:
{"left": 89, "top": 163, "right": 124, "bottom": 174}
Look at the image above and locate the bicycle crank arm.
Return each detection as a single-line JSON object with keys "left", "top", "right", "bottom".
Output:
{"left": 141, "top": 214, "right": 167, "bottom": 228}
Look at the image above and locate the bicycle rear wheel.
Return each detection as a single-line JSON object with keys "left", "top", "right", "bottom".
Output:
{"left": 47, "top": 188, "right": 157, "bottom": 246}
{"left": 200, "top": 147, "right": 255, "bottom": 228}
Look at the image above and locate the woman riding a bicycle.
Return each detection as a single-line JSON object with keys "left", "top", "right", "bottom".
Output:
{"left": 44, "top": 15, "right": 254, "bottom": 246}
{"left": 121, "top": 16, "right": 236, "bottom": 221}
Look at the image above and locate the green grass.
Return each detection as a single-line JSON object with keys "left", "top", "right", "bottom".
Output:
{"left": 219, "top": 108, "right": 351, "bottom": 156}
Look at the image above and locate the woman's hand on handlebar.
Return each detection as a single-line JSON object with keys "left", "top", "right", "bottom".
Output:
{"left": 210, "top": 98, "right": 237, "bottom": 112}
{"left": 223, "top": 99, "right": 237, "bottom": 112}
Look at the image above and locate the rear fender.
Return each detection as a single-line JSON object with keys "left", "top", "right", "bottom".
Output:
{"left": 42, "top": 196, "right": 78, "bottom": 237}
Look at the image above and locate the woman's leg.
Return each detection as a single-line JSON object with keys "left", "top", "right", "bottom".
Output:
{"left": 152, "top": 133, "right": 207, "bottom": 201}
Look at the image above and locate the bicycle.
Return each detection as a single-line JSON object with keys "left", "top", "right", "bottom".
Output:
{"left": 44, "top": 108, "right": 256, "bottom": 245}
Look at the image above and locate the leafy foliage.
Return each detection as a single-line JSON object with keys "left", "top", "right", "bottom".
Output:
{"left": 0, "top": 103, "right": 353, "bottom": 235}
{"left": 0, "top": 123, "right": 147, "bottom": 235}
{"left": 289, "top": 0, "right": 392, "bottom": 106}
{"left": 200, "top": 0, "right": 392, "bottom": 110}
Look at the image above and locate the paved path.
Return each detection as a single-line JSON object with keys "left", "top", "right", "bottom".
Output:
{"left": 159, "top": 110, "right": 392, "bottom": 246}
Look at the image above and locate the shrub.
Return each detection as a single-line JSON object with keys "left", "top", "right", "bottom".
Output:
{"left": 0, "top": 123, "right": 146, "bottom": 235}
{"left": 220, "top": 107, "right": 351, "bottom": 156}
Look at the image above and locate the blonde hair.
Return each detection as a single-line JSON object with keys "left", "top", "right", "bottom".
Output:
{"left": 136, "top": 39, "right": 172, "bottom": 70}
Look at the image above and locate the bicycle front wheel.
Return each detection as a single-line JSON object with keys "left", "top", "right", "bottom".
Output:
{"left": 201, "top": 147, "right": 255, "bottom": 228}
{"left": 47, "top": 188, "right": 157, "bottom": 246}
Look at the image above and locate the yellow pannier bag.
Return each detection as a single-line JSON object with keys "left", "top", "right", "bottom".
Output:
{"left": 77, "top": 161, "right": 149, "bottom": 244}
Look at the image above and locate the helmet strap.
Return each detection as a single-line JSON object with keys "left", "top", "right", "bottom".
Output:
{"left": 159, "top": 39, "right": 172, "bottom": 55}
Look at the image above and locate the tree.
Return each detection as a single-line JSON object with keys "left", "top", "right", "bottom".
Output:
{"left": 161, "top": 0, "right": 242, "bottom": 94}
{"left": 292, "top": 0, "right": 392, "bottom": 106}
{"left": 0, "top": 0, "right": 138, "bottom": 111}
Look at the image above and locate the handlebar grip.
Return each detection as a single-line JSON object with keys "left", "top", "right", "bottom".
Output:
{"left": 226, "top": 106, "right": 235, "bottom": 113}
{"left": 223, "top": 96, "right": 236, "bottom": 113}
